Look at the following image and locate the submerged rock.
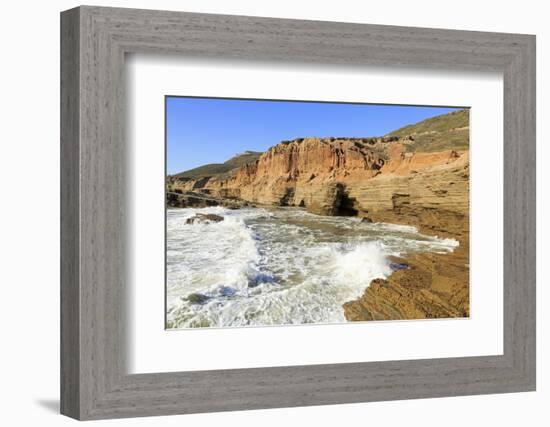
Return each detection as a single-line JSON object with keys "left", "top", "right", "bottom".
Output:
{"left": 390, "top": 262, "right": 409, "bottom": 271}
{"left": 186, "top": 293, "right": 210, "bottom": 304}
{"left": 218, "top": 286, "right": 237, "bottom": 297}
{"left": 248, "top": 273, "right": 276, "bottom": 288}
{"left": 185, "top": 213, "right": 224, "bottom": 224}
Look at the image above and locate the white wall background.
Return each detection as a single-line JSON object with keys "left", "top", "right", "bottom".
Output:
{"left": 0, "top": 0, "right": 546, "bottom": 425}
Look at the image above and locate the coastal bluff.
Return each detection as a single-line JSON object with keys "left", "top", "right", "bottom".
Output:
{"left": 167, "top": 109, "right": 470, "bottom": 321}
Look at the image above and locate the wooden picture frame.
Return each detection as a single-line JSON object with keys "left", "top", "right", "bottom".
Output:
{"left": 60, "top": 5, "right": 536, "bottom": 420}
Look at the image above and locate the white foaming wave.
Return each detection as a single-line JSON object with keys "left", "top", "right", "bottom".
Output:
{"left": 167, "top": 206, "right": 272, "bottom": 227}
{"left": 166, "top": 207, "right": 461, "bottom": 329}
{"left": 168, "top": 240, "right": 394, "bottom": 328}
{"left": 378, "top": 234, "right": 459, "bottom": 255}
{"left": 424, "top": 236, "right": 460, "bottom": 252}
{"left": 166, "top": 208, "right": 261, "bottom": 312}
{"left": 371, "top": 222, "right": 419, "bottom": 234}
{"left": 329, "top": 242, "right": 393, "bottom": 293}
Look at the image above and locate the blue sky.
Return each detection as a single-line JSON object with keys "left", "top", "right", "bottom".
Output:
{"left": 166, "top": 97, "right": 460, "bottom": 174}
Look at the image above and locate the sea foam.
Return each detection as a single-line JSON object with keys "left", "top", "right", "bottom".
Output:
{"left": 166, "top": 206, "right": 459, "bottom": 329}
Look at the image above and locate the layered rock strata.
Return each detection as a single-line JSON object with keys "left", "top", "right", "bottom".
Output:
{"left": 168, "top": 137, "right": 468, "bottom": 230}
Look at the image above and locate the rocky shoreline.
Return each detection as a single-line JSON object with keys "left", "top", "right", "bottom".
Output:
{"left": 168, "top": 198, "right": 470, "bottom": 322}
{"left": 343, "top": 215, "right": 469, "bottom": 321}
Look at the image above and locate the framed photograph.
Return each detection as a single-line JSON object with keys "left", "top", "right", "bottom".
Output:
{"left": 61, "top": 6, "right": 536, "bottom": 420}
{"left": 164, "top": 98, "right": 470, "bottom": 329}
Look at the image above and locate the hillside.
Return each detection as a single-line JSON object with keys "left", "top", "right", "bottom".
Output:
{"left": 172, "top": 151, "right": 262, "bottom": 179}
{"left": 387, "top": 108, "right": 469, "bottom": 152}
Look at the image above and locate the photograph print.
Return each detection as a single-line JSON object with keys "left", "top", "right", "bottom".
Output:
{"left": 165, "top": 97, "right": 470, "bottom": 329}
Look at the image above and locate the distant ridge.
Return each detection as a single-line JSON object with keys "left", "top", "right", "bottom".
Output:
{"left": 173, "top": 150, "right": 263, "bottom": 179}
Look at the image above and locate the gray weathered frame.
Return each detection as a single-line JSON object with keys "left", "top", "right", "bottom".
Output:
{"left": 60, "top": 5, "right": 536, "bottom": 421}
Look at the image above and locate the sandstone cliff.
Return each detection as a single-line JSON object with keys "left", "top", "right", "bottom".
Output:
{"left": 168, "top": 135, "right": 469, "bottom": 230}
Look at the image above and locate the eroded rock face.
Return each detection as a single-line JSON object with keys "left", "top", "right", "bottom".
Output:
{"left": 168, "top": 137, "right": 468, "bottom": 225}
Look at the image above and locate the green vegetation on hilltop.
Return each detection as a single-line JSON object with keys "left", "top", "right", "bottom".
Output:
{"left": 173, "top": 151, "right": 262, "bottom": 179}
{"left": 387, "top": 108, "right": 470, "bottom": 152}
{"left": 389, "top": 109, "right": 469, "bottom": 136}
{"left": 223, "top": 151, "right": 262, "bottom": 170}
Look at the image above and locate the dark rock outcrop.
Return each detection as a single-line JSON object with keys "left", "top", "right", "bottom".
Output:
{"left": 185, "top": 213, "right": 224, "bottom": 225}
{"left": 186, "top": 293, "right": 210, "bottom": 304}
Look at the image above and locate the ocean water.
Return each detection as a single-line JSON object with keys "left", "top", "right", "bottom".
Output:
{"left": 166, "top": 206, "right": 458, "bottom": 329}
